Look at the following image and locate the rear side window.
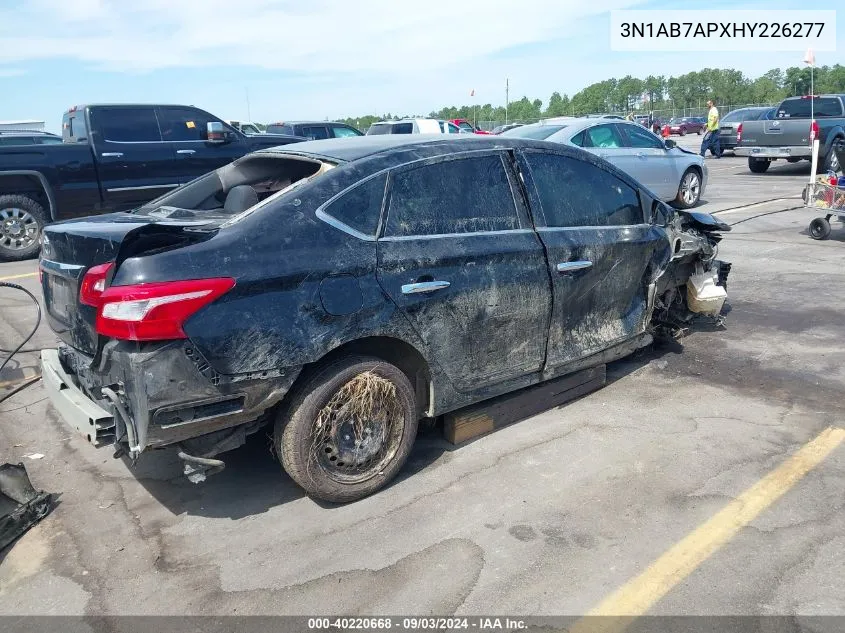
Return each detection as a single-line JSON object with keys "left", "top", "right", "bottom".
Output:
{"left": 93, "top": 107, "right": 160, "bottom": 142}
{"left": 157, "top": 107, "right": 217, "bottom": 141}
{"left": 385, "top": 155, "right": 520, "bottom": 237}
{"left": 392, "top": 123, "right": 413, "bottom": 134}
{"left": 267, "top": 124, "right": 294, "bottom": 135}
{"left": 367, "top": 124, "right": 392, "bottom": 135}
{"left": 582, "top": 124, "right": 624, "bottom": 148}
{"left": 524, "top": 152, "right": 642, "bottom": 227}
{"left": 331, "top": 125, "right": 361, "bottom": 138}
{"left": 777, "top": 97, "right": 843, "bottom": 118}
{"left": 301, "top": 126, "right": 330, "bottom": 140}
{"left": 322, "top": 173, "right": 386, "bottom": 237}
{"left": 0, "top": 137, "right": 36, "bottom": 146}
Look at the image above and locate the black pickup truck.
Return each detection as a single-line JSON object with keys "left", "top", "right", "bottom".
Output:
{"left": 0, "top": 104, "right": 305, "bottom": 261}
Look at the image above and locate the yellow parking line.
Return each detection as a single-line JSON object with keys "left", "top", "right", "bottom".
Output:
{"left": 0, "top": 271, "right": 37, "bottom": 282}
{"left": 570, "top": 426, "right": 845, "bottom": 633}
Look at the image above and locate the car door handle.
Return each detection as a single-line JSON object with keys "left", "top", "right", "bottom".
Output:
{"left": 101, "top": 152, "right": 123, "bottom": 158}
{"left": 557, "top": 261, "right": 593, "bottom": 273}
{"left": 636, "top": 152, "right": 647, "bottom": 159}
{"left": 176, "top": 149, "right": 196, "bottom": 155}
{"left": 401, "top": 280, "right": 450, "bottom": 295}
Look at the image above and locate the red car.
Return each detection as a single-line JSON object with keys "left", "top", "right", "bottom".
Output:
{"left": 667, "top": 117, "right": 705, "bottom": 136}
{"left": 450, "top": 119, "right": 492, "bottom": 135}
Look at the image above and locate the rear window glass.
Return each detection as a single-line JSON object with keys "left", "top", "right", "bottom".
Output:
{"left": 777, "top": 97, "right": 843, "bottom": 118}
{"left": 93, "top": 107, "right": 161, "bottom": 142}
{"left": 65, "top": 114, "right": 88, "bottom": 141}
{"left": 501, "top": 124, "right": 567, "bottom": 140}
{"left": 386, "top": 154, "right": 519, "bottom": 237}
{"left": 322, "top": 173, "right": 386, "bottom": 237}
{"left": 266, "top": 124, "right": 294, "bottom": 135}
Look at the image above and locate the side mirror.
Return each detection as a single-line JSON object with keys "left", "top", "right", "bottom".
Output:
{"left": 664, "top": 138, "right": 676, "bottom": 150}
{"left": 206, "top": 121, "right": 229, "bottom": 144}
{"left": 651, "top": 201, "right": 672, "bottom": 226}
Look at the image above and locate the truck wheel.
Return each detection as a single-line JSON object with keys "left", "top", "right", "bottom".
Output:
{"left": 0, "top": 194, "right": 47, "bottom": 262}
{"left": 748, "top": 158, "right": 770, "bottom": 174}
{"left": 275, "top": 355, "right": 418, "bottom": 503}
{"left": 809, "top": 217, "right": 831, "bottom": 240}
{"left": 819, "top": 144, "right": 841, "bottom": 174}
{"left": 675, "top": 168, "right": 702, "bottom": 209}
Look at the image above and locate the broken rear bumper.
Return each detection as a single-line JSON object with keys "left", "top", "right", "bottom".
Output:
{"left": 40, "top": 342, "right": 302, "bottom": 459}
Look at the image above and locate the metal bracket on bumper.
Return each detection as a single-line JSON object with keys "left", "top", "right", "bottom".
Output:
{"left": 40, "top": 349, "right": 116, "bottom": 446}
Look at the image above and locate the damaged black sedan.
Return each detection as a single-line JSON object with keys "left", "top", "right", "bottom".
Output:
{"left": 38, "top": 136, "right": 730, "bottom": 503}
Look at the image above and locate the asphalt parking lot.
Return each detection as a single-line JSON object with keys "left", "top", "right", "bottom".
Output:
{"left": 2, "top": 135, "right": 844, "bottom": 620}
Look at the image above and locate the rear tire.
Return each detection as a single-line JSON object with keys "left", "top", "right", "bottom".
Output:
{"left": 809, "top": 217, "right": 831, "bottom": 240}
{"left": 680, "top": 129, "right": 686, "bottom": 137}
{"left": 0, "top": 194, "right": 46, "bottom": 262}
{"left": 275, "top": 355, "right": 418, "bottom": 503}
{"left": 748, "top": 158, "right": 770, "bottom": 174}
{"left": 818, "top": 142, "right": 841, "bottom": 174}
{"left": 697, "top": 128, "right": 703, "bottom": 135}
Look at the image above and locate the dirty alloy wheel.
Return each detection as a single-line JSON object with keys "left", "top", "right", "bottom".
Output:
{"left": 0, "top": 194, "right": 47, "bottom": 262}
{"left": 275, "top": 355, "right": 418, "bottom": 503}
{"left": 809, "top": 217, "right": 831, "bottom": 240}
{"left": 675, "top": 169, "right": 701, "bottom": 209}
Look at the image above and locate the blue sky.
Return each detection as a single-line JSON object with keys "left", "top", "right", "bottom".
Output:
{"left": 0, "top": 0, "right": 841, "bottom": 133}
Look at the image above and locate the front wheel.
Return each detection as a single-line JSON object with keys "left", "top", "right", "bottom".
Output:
{"left": 680, "top": 128, "right": 686, "bottom": 137}
{"left": 675, "top": 168, "right": 702, "bottom": 209}
{"left": 276, "top": 356, "right": 418, "bottom": 503}
{"left": 697, "top": 128, "right": 703, "bottom": 135}
{"left": 0, "top": 194, "right": 47, "bottom": 262}
{"left": 809, "top": 217, "right": 831, "bottom": 240}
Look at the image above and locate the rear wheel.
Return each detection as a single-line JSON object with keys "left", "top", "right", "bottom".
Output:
{"left": 809, "top": 217, "right": 831, "bottom": 240}
{"left": 748, "top": 158, "right": 770, "bottom": 174}
{"left": 680, "top": 128, "right": 686, "bottom": 137}
{"left": 0, "top": 194, "right": 46, "bottom": 262}
{"left": 697, "top": 128, "right": 703, "bottom": 135}
{"left": 675, "top": 168, "right": 701, "bottom": 209}
{"left": 818, "top": 143, "right": 841, "bottom": 174}
{"left": 275, "top": 356, "right": 418, "bottom": 503}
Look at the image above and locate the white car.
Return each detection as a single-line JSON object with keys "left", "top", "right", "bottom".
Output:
{"left": 502, "top": 118, "right": 707, "bottom": 208}
{"left": 366, "top": 118, "right": 461, "bottom": 135}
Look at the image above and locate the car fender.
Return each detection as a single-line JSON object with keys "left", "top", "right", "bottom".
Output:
{"left": 0, "top": 169, "right": 59, "bottom": 220}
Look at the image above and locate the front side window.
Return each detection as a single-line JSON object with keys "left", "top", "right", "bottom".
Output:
{"left": 157, "top": 107, "right": 218, "bottom": 141}
{"left": 331, "top": 125, "right": 361, "bottom": 138}
{"left": 620, "top": 123, "right": 664, "bottom": 149}
{"left": 322, "top": 173, "right": 386, "bottom": 237}
{"left": 385, "top": 155, "right": 520, "bottom": 237}
{"left": 458, "top": 122, "right": 474, "bottom": 132}
{"left": 524, "top": 152, "right": 642, "bottom": 227}
{"left": 93, "top": 107, "right": 160, "bottom": 143}
{"left": 302, "top": 126, "right": 330, "bottom": 140}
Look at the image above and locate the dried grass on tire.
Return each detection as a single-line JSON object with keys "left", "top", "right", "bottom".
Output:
{"left": 308, "top": 370, "right": 404, "bottom": 478}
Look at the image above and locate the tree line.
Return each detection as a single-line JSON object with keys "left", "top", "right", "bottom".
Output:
{"left": 333, "top": 65, "right": 845, "bottom": 131}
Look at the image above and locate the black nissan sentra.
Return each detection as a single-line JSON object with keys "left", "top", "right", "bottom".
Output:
{"left": 38, "top": 135, "right": 731, "bottom": 502}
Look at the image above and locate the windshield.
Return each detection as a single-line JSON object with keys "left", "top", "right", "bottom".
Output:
{"left": 500, "top": 124, "right": 567, "bottom": 140}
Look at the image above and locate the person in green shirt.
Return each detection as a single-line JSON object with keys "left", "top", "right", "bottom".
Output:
{"left": 700, "top": 99, "right": 722, "bottom": 158}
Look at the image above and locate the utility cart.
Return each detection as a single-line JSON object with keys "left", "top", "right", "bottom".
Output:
{"left": 803, "top": 143, "right": 845, "bottom": 240}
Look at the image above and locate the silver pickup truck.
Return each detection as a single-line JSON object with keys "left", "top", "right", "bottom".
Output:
{"left": 735, "top": 94, "right": 845, "bottom": 174}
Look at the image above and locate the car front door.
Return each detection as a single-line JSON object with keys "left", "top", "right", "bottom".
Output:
{"left": 376, "top": 151, "right": 552, "bottom": 392}
{"left": 156, "top": 106, "right": 244, "bottom": 183}
{"left": 88, "top": 106, "right": 179, "bottom": 210}
{"left": 618, "top": 122, "right": 678, "bottom": 199}
{"left": 517, "top": 149, "right": 669, "bottom": 369}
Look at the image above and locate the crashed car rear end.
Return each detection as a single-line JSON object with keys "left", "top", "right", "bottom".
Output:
{"left": 38, "top": 136, "right": 730, "bottom": 503}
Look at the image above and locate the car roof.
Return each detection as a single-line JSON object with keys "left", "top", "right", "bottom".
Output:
{"left": 0, "top": 130, "right": 58, "bottom": 136}
{"left": 269, "top": 120, "right": 352, "bottom": 126}
{"left": 260, "top": 134, "right": 590, "bottom": 164}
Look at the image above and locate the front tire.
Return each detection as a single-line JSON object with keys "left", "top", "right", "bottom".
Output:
{"left": 748, "top": 157, "right": 771, "bottom": 173}
{"left": 0, "top": 194, "right": 47, "bottom": 262}
{"left": 675, "top": 168, "right": 702, "bottom": 209}
{"left": 276, "top": 356, "right": 418, "bottom": 503}
{"left": 680, "top": 128, "right": 686, "bottom": 137}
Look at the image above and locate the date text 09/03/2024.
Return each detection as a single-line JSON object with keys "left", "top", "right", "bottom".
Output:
{"left": 307, "top": 617, "right": 528, "bottom": 630}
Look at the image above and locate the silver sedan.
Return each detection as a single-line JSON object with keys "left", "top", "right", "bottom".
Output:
{"left": 501, "top": 118, "right": 707, "bottom": 208}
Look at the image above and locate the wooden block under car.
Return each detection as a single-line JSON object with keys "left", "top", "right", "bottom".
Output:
{"left": 443, "top": 364, "right": 607, "bottom": 445}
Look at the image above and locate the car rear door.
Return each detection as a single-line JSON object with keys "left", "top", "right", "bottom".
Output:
{"left": 618, "top": 122, "right": 677, "bottom": 199}
{"left": 376, "top": 151, "right": 552, "bottom": 392}
{"left": 156, "top": 106, "right": 244, "bottom": 183}
{"left": 88, "top": 106, "right": 179, "bottom": 209}
{"left": 516, "top": 148, "right": 668, "bottom": 369}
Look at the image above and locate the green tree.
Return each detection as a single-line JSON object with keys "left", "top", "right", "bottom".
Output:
{"left": 615, "top": 75, "right": 644, "bottom": 113}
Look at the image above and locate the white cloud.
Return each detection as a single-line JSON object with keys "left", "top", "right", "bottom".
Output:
{"left": 0, "top": 0, "right": 642, "bottom": 73}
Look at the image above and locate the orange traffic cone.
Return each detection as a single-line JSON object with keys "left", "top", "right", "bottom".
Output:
{"left": 661, "top": 124, "right": 671, "bottom": 139}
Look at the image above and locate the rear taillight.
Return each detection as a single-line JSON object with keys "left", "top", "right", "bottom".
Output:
{"left": 810, "top": 120, "right": 819, "bottom": 142}
{"left": 95, "top": 277, "right": 235, "bottom": 341}
{"left": 736, "top": 123, "right": 743, "bottom": 143}
{"left": 79, "top": 262, "right": 114, "bottom": 306}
